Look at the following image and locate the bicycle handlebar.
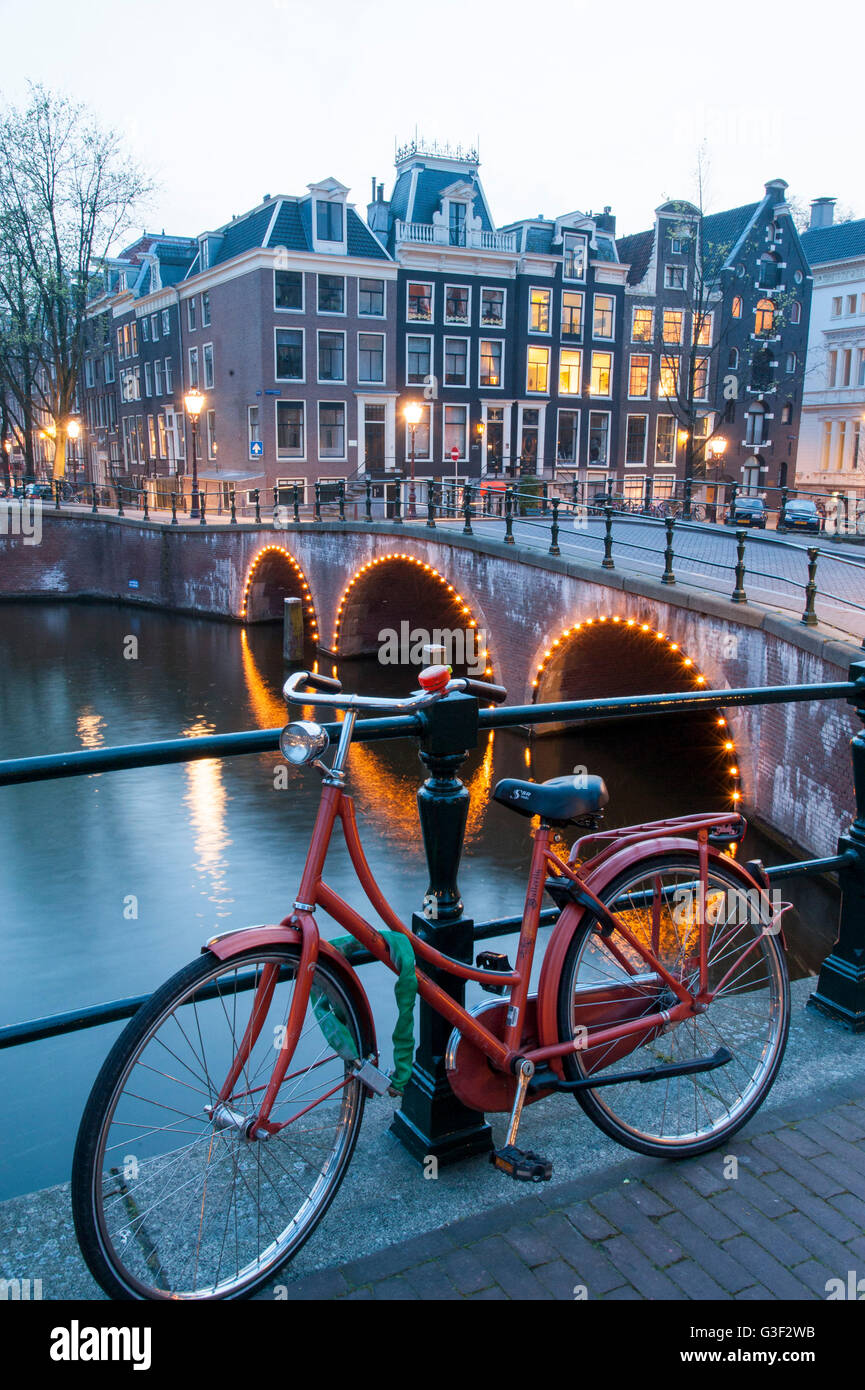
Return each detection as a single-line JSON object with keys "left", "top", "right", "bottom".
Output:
{"left": 283, "top": 669, "right": 508, "bottom": 712}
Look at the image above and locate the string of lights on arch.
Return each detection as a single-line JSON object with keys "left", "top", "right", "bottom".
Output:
{"left": 331, "top": 552, "right": 493, "bottom": 676}
{"left": 530, "top": 614, "right": 741, "bottom": 811}
{"left": 240, "top": 545, "right": 320, "bottom": 642}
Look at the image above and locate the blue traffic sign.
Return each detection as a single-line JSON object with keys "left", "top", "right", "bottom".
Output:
{"left": 250, "top": 441, "right": 263, "bottom": 457}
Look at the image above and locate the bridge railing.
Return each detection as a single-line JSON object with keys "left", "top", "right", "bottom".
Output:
{"left": 25, "top": 477, "right": 865, "bottom": 645}
{"left": 2, "top": 667, "right": 865, "bottom": 1159}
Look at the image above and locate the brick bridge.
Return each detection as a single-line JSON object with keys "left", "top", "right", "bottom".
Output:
{"left": 1, "top": 512, "right": 860, "bottom": 859}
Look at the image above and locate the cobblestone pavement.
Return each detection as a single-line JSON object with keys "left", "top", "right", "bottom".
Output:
{"left": 278, "top": 1077, "right": 865, "bottom": 1301}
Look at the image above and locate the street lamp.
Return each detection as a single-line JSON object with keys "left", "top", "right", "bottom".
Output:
{"left": 706, "top": 437, "right": 727, "bottom": 520}
{"left": 184, "top": 388, "right": 205, "bottom": 518}
{"left": 404, "top": 400, "right": 422, "bottom": 519}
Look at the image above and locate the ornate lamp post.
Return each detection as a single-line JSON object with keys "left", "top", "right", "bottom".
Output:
{"left": 2, "top": 437, "right": 12, "bottom": 494}
{"left": 706, "top": 436, "right": 727, "bottom": 520}
{"left": 404, "top": 400, "right": 422, "bottom": 519}
{"left": 184, "top": 389, "right": 205, "bottom": 519}
{"left": 67, "top": 418, "right": 81, "bottom": 491}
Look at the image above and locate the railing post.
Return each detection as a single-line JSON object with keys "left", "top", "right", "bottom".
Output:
{"left": 338, "top": 479, "right": 346, "bottom": 522}
{"left": 90, "top": 482, "right": 98, "bottom": 515}
{"left": 801, "top": 546, "right": 819, "bottom": 627}
{"left": 229, "top": 488, "right": 237, "bottom": 525}
{"left": 731, "top": 528, "right": 748, "bottom": 603}
{"left": 778, "top": 485, "right": 789, "bottom": 532}
{"left": 170, "top": 493, "right": 178, "bottom": 525}
{"left": 549, "top": 497, "right": 561, "bottom": 556}
{"left": 662, "top": 517, "right": 676, "bottom": 585}
{"left": 390, "top": 693, "right": 493, "bottom": 1164}
{"left": 643, "top": 476, "right": 653, "bottom": 515}
{"left": 365, "top": 476, "right": 372, "bottom": 523}
{"left": 293, "top": 484, "right": 300, "bottom": 524}
{"left": 272, "top": 486, "right": 279, "bottom": 524}
{"left": 602, "top": 504, "right": 614, "bottom": 568}
{"left": 810, "top": 661, "right": 865, "bottom": 1030}
{"left": 541, "top": 481, "right": 549, "bottom": 514}
{"left": 253, "top": 488, "right": 261, "bottom": 525}
{"left": 142, "top": 489, "right": 149, "bottom": 522}
{"left": 427, "top": 481, "right": 437, "bottom": 529}
{"left": 393, "top": 478, "right": 402, "bottom": 524}
{"left": 462, "top": 483, "right": 473, "bottom": 536}
{"left": 54, "top": 480, "right": 61, "bottom": 510}
{"left": 504, "top": 486, "right": 515, "bottom": 544}
{"left": 199, "top": 489, "right": 206, "bottom": 526}
{"left": 117, "top": 486, "right": 124, "bottom": 518}
{"left": 683, "top": 474, "right": 693, "bottom": 520}
{"left": 572, "top": 476, "right": 578, "bottom": 506}
{"left": 314, "top": 481, "right": 322, "bottom": 522}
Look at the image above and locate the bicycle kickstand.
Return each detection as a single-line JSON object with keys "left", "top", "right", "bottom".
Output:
{"left": 490, "top": 1059, "right": 552, "bottom": 1183}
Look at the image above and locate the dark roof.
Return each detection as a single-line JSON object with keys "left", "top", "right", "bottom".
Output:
{"left": 211, "top": 204, "right": 275, "bottom": 266}
{"left": 701, "top": 202, "right": 760, "bottom": 260}
{"left": 408, "top": 167, "right": 492, "bottom": 231}
{"left": 593, "top": 236, "right": 617, "bottom": 263}
{"left": 800, "top": 218, "right": 865, "bottom": 265}
{"left": 525, "top": 224, "right": 554, "bottom": 253}
{"left": 615, "top": 229, "right": 654, "bottom": 284}
{"left": 346, "top": 208, "right": 389, "bottom": 259}
{"left": 268, "top": 200, "right": 307, "bottom": 251}
{"left": 389, "top": 170, "right": 413, "bottom": 223}
{"left": 209, "top": 196, "right": 389, "bottom": 267}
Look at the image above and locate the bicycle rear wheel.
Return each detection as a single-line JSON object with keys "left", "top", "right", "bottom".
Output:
{"left": 556, "top": 853, "right": 788, "bottom": 1158}
{"left": 72, "top": 945, "right": 367, "bottom": 1299}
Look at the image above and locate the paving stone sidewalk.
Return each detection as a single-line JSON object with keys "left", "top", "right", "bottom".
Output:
{"left": 278, "top": 1077, "right": 865, "bottom": 1301}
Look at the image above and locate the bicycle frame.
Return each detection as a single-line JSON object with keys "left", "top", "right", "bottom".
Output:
{"left": 210, "top": 762, "right": 770, "bottom": 1136}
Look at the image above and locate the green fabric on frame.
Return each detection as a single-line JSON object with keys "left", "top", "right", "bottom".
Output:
{"left": 311, "top": 931, "right": 417, "bottom": 1093}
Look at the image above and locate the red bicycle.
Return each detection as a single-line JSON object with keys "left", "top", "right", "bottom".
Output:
{"left": 72, "top": 667, "right": 790, "bottom": 1299}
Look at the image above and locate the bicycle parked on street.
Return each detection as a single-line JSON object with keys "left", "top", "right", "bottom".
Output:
{"left": 72, "top": 666, "right": 790, "bottom": 1299}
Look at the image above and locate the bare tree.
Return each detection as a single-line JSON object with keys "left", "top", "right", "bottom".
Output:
{"left": 0, "top": 85, "right": 151, "bottom": 478}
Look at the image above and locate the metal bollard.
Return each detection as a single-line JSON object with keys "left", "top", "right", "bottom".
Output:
{"left": 504, "top": 487, "right": 515, "bottom": 544}
{"left": 602, "top": 505, "right": 614, "bottom": 568}
{"left": 662, "top": 517, "right": 676, "bottom": 585}
{"left": 427, "top": 482, "right": 437, "bottom": 529}
{"left": 253, "top": 488, "right": 261, "bottom": 525}
{"left": 170, "top": 493, "right": 178, "bottom": 525}
{"left": 801, "top": 547, "right": 819, "bottom": 627}
{"left": 549, "top": 497, "right": 561, "bottom": 556}
{"left": 229, "top": 489, "right": 237, "bottom": 525}
{"left": 365, "top": 476, "right": 372, "bottom": 523}
{"left": 462, "top": 484, "right": 473, "bottom": 536}
{"left": 731, "top": 529, "right": 748, "bottom": 603}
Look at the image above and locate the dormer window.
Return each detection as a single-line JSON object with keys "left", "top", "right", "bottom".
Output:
{"left": 449, "top": 201, "right": 467, "bottom": 247}
{"left": 563, "top": 234, "right": 587, "bottom": 281}
{"left": 316, "top": 200, "right": 344, "bottom": 243}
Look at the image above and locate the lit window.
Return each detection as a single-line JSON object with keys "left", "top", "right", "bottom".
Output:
{"left": 559, "top": 348, "right": 582, "bottom": 394}
{"left": 754, "top": 299, "right": 775, "bottom": 335}
{"left": 732, "top": 296, "right": 742, "bottom": 319}
{"left": 530, "top": 288, "right": 551, "bottom": 333}
{"left": 628, "top": 354, "right": 650, "bottom": 397}
{"left": 590, "top": 351, "right": 612, "bottom": 395}
{"left": 658, "top": 358, "right": 679, "bottom": 398}
{"left": 561, "top": 291, "right": 583, "bottom": 336}
{"left": 694, "top": 357, "right": 709, "bottom": 400}
{"left": 663, "top": 310, "right": 683, "bottom": 343}
{"left": 407, "top": 281, "right": 433, "bottom": 322}
{"left": 444, "top": 285, "right": 471, "bottom": 324}
{"left": 632, "top": 307, "right": 653, "bottom": 342}
{"left": 593, "top": 294, "right": 614, "bottom": 338}
{"left": 693, "top": 313, "right": 712, "bottom": 346}
{"left": 527, "top": 344, "right": 550, "bottom": 392}
{"left": 479, "top": 339, "right": 503, "bottom": 388}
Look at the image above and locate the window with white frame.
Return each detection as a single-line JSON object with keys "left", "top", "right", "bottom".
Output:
{"left": 694, "top": 356, "right": 709, "bottom": 400}
{"left": 358, "top": 278, "right": 385, "bottom": 316}
{"left": 632, "top": 307, "right": 653, "bottom": 342}
{"left": 151, "top": 314, "right": 159, "bottom": 341}
{"left": 358, "top": 333, "right": 384, "bottom": 383}
{"left": 406, "top": 335, "right": 432, "bottom": 385}
{"left": 275, "top": 270, "right": 303, "bottom": 310}
{"left": 187, "top": 298, "right": 197, "bottom": 331}
{"left": 557, "top": 409, "right": 579, "bottom": 464}
{"left": 590, "top": 351, "right": 612, "bottom": 395}
{"left": 144, "top": 362, "right": 153, "bottom": 397}
{"left": 316, "top": 200, "right": 344, "bottom": 242}
{"left": 141, "top": 318, "right": 150, "bottom": 343}
{"left": 406, "top": 403, "right": 432, "bottom": 460}
{"left": 104, "top": 351, "right": 115, "bottom": 384}
{"left": 664, "top": 265, "right": 686, "bottom": 289}
{"left": 161, "top": 309, "right": 171, "bottom": 336}
{"left": 481, "top": 287, "right": 505, "bottom": 326}
{"left": 319, "top": 402, "right": 345, "bottom": 458}
{"left": 206, "top": 409, "right": 216, "bottom": 458}
{"left": 628, "top": 354, "right": 650, "bottom": 397}
{"left": 407, "top": 281, "right": 433, "bottom": 322}
{"left": 318, "top": 274, "right": 345, "bottom": 314}
{"left": 318, "top": 331, "right": 345, "bottom": 382}
{"left": 658, "top": 357, "right": 679, "bottom": 398}
{"left": 530, "top": 287, "right": 551, "bottom": 333}
{"left": 84, "top": 357, "right": 94, "bottom": 388}
{"left": 188, "top": 347, "right": 199, "bottom": 388}
{"left": 248, "top": 405, "right": 261, "bottom": 457}
{"left": 443, "top": 404, "right": 467, "bottom": 460}
{"left": 588, "top": 411, "right": 610, "bottom": 465}
{"left": 153, "top": 359, "right": 163, "bottom": 396}
{"left": 444, "top": 337, "right": 469, "bottom": 386}
{"left": 520, "top": 407, "right": 540, "bottom": 467}
{"left": 275, "top": 328, "right": 304, "bottom": 380}
{"left": 563, "top": 233, "right": 587, "bottom": 281}
{"left": 202, "top": 293, "right": 211, "bottom": 328}
{"left": 164, "top": 357, "right": 173, "bottom": 392}
{"left": 790, "top": 300, "right": 801, "bottom": 324}
{"left": 444, "top": 285, "right": 471, "bottom": 325}
{"left": 527, "top": 345, "right": 549, "bottom": 393}
{"left": 479, "top": 339, "right": 503, "bottom": 388}
{"left": 655, "top": 415, "right": 676, "bottom": 465}
{"left": 593, "top": 294, "right": 614, "bottom": 339}
{"left": 277, "top": 401, "right": 305, "bottom": 458}
{"left": 625, "top": 415, "right": 647, "bottom": 464}
{"left": 203, "top": 343, "right": 214, "bottom": 390}
{"left": 662, "top": 309, "right": 683, "bottom": 343}
{"left": 693, "top": 312, "right": 713, "bottom": 346}
{"left": 561, "top": 290, "right": 583, "bottom": 337}
{"left": 559, "top": 348, "right": 582, "bottom": 395}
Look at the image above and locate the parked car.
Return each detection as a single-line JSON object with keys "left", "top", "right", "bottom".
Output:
{"left": 24, "top": 482, "right": 53, "bottom": 499}
{"left": 724, "top": 496, "right": 767, "bottom": 529}
{"left": 780, "top": 498, "right": 821, "bottom": 534}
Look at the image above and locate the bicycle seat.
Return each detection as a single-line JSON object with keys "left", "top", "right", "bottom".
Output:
{"left": 492, "top": 775, "right": 609, "bottom": 824}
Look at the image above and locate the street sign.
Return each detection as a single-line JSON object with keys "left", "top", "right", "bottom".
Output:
{"left": 450, "top": 446, "right": 459, "bottom": 462}
{"left": 250, "top": 441, "right": 263, "bottom": 458}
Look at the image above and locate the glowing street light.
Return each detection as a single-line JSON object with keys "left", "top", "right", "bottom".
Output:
{"left": 184, "top": 389, "right": 206, "bottom": 519}
{"left": 404, "top": 400, "right": 422, "bottom": 518}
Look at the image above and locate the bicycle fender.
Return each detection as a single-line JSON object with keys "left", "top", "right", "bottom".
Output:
{"left": 204, "top": 925, "right": 377, "bottom": 1058}
{"left": 536, "top": 838, "right": 776, "bottom": 1076}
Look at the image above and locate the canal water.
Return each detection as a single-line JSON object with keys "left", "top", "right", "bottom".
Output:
{"left": 0, "top": 601, "right": 839, "bottom": 1199}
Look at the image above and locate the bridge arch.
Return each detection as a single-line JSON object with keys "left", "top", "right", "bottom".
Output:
{"left": 331, "top": 551, "right": 496, "bottom": 677}
{"left": 240, "top": 544, "right": 320, "bottom": 642}
{"left": 530, "top": 611, "right": 742, "bottom": 813}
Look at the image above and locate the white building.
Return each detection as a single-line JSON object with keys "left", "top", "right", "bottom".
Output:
{"left": 797, "top": 200, "right": 865, "bottom": 506}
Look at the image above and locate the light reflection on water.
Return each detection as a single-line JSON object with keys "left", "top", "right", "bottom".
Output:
{"left": 0, "top": 601, "right": 838, "bottom": 1199}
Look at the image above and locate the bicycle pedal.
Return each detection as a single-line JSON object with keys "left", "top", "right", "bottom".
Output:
{"left": 476, "top": 950, "right": 512, "bottom": 995}
{"left": 490, "top": 1144, "right": 552, "bottom": 1183}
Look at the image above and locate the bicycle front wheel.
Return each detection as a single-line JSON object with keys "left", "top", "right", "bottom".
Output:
{"left": 556, "top": 853, "right": 789, "bottom": 1158}
{"left": 72, "top": 945, "right": 367, "bottom": 1299}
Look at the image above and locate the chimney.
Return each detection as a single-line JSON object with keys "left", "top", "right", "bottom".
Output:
{"left": 371, "top": 176, "right": 376, "bottom": 201}
{"left": 378, "top": 182, "right": 385, "bottom": 201}
{"left": 810, "top": 197, "right": 836, "bottom": 229}
{"left": 595, "top": 206, "right": 616, "bottom": 234}
{"left": 764, "top": 177, "right": 788, "bottom": 205}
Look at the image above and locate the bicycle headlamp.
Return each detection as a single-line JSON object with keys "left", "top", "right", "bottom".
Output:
{"left": 279, "top": 720, "right": 330, "bottom": 766}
